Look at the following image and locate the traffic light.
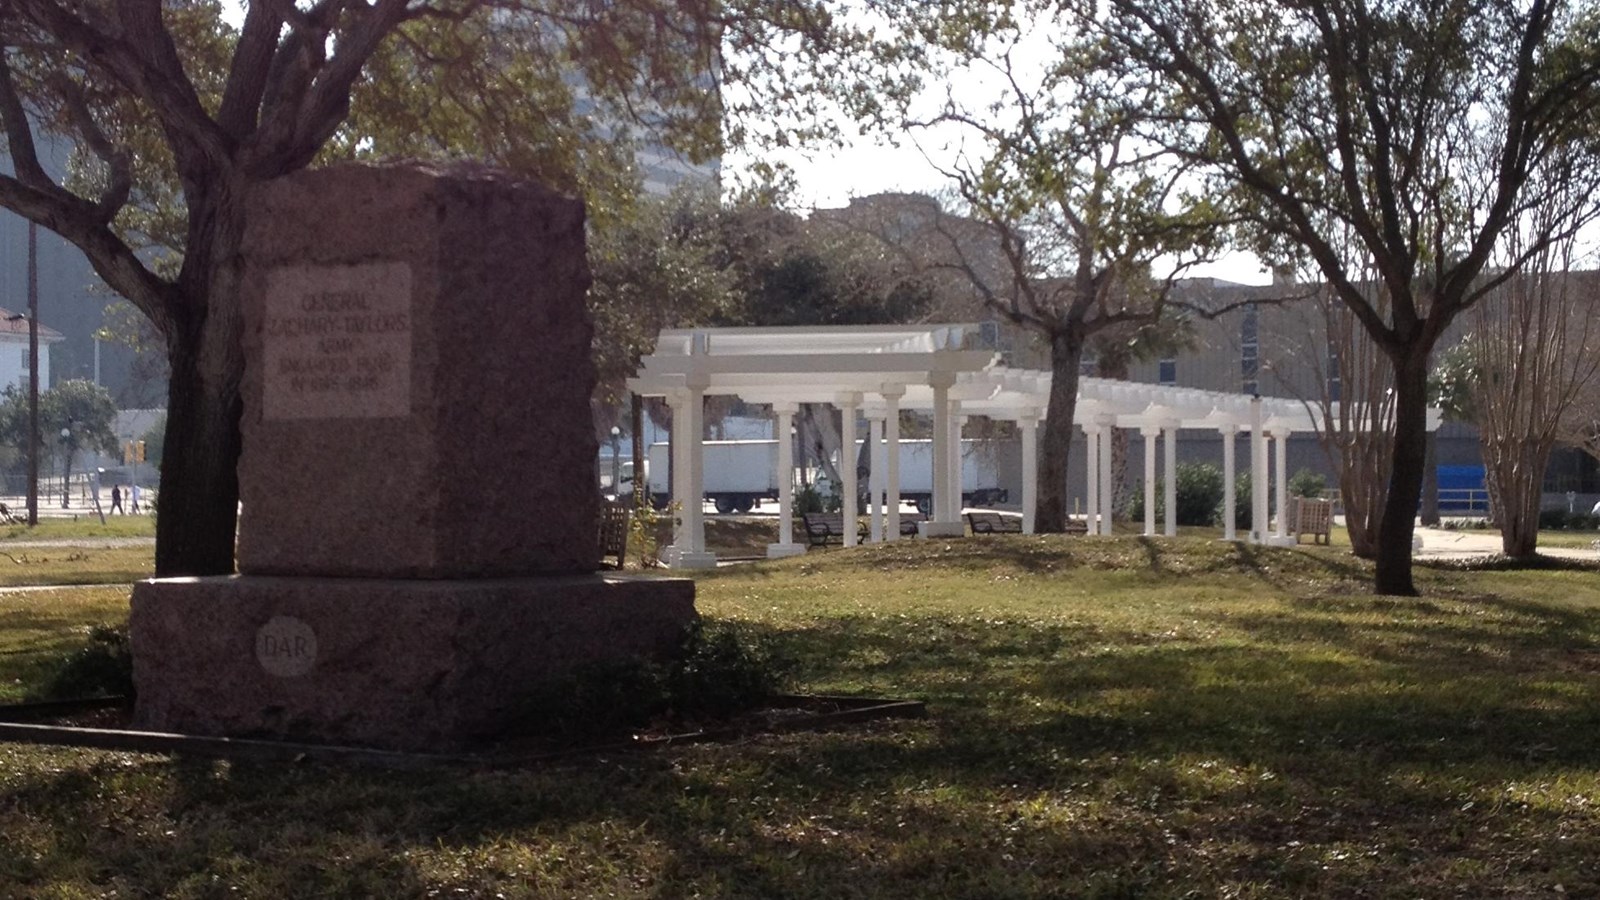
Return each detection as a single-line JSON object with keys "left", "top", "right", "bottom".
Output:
{"left": 123, "top": 441, "right": 134, "bottom": 465}
{"left": 135, "top": 441, "right": 146, "bottom": 463}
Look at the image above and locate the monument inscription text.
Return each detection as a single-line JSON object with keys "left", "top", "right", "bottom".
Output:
{"left": 255, "top": 615, "right": 319, "bottom": 678}
{"left": 262, "top": 262, "right": 413, "bottom": 419}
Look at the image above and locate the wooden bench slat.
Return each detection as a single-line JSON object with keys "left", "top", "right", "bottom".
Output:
{"left": 1292, "top": 497, "right": 1333, "bottom": 545}
{"left": 965, "top": 511, "right": 1023, "bottom": 534}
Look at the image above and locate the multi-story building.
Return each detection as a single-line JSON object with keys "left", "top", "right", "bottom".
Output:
{"left": 0, "top": 309, "right": 63, "bottom": 394}
{"left": 1, "top": 132, "right": 153, "bottom": 405}
{"left": 811, "top": 192, "right": 1600, "bottom": 510}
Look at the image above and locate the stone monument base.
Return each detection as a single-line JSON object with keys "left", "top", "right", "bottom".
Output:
{"left": 130, "top": 573, "right": 696, "bottom": 752}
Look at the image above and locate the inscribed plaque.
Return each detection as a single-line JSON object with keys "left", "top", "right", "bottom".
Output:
{"left": 261, "top": 262, "right": 413, "bottom": 419}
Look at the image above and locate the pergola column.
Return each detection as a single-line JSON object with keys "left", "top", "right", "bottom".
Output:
{"left": 1251, "top": 397, "right": 1268, "bottom": 545}
{"left": 866, "top": 411, "right": 885, "bottom": 543}
{"left": 950, "top": 414, "right": 968, "bottom": 515}
{"left": 882, "top": 386, "right": 905, "bottom": 541}
{"left": 1163, "top": 422, "right": 1179, "bottom": 538}
{"left": 839, "top": 392, "right": 861, "bottom": 547}
{"left": 666, "top": 390, "right": 689, "bottom": 557}
{"left": 1084, "top": 424, "right": 1101, "bottom": 536}
{"left": 1141, "top": 426, "right": 1159, "bottom": 537}
{"left": 1020, "top": 413, "right": 1039, "bottom": 534}
{"left": 1271, "top": 426, "right": 1293, "bottom": 544}
{"left": 923, "top": 374, "right": 964, "bottom": 537}
{"left": 1097, "top": 416, "right": 1117, "bottom": 536}
{"left": 666, "top": 376, "right": 716, "bottom": 569}
{"left": 1220, "top": 424, "right": 1239, "bottom": 541}
{"left": 767, "top": 401, "right": 805, "bottom": 559}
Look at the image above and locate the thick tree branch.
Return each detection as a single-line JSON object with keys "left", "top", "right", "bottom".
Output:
{"left": 0, "top": 173, "right": 174, "bottom": 337}
{"left": 217, "top": 0, "right": 289, "bottom": 140}
{"left": 48, "top": 71, "right": 131, "bottom": 221}
{"left": 0, "top": 53, "right": 52, "bottom": 188}
{"left": 20, "top": 0, "right": 231, "bottom": 179}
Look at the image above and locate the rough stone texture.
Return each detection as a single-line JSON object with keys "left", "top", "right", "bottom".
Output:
{"left": 131, "top": 574, "right": 697, "bottom": 751}
{"left": 235, "top": 163, "right": 598, "bottom": 578}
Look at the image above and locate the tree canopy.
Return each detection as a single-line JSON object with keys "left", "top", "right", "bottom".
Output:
{"left": 863, "top": 6, "right": 1226, "bottom": 532}
{"left": 1092, "top": 0, "right": 1600, "bottom": 593}
{"left": 0, "top": 378, "right": 119, "bottom": 494}
{"left": 0, "top": 0, "right": 900, "bottom": 575}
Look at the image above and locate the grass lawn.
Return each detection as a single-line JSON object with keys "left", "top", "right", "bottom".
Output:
{"left": 0, "top": 587, "right": 130, "bottom": 704}
{"left": 1503, "top": 529, "right": 1600, "bottom": 549}
{"left": 4, "top": 537, "right": 1600, "bottom": 897}
{"left": 0, "top": 546, "right": 154, "bottom": 588}
{"left": 0, "top": 516, "right": 156, "bottom": 542}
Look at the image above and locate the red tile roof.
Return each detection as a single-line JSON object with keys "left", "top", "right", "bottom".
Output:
{"left": 0, "top": 308, "right": 66, "bottom": 342}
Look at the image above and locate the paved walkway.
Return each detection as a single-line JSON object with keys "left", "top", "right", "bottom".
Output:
{"left": 1413, "top": 526, "right": 1600, "bottom": 562}
{"left": 0, "top": 537, "right": 155, "bottom": 549}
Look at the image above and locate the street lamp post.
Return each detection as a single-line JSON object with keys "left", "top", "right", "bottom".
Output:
{"left": 60, "top": 427, "right": 71, "bottom": 508}
{"left": 24, "top": 223, "right": 37, "bottom": 526}
{"left": 4, "top": 227, "right": 39, "bottom": 527}
{"left": 609, "top": 425, "right": 622, "bottom": 499}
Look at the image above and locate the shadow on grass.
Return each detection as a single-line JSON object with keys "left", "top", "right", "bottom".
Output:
{"left": 705, "top": 536, "right": 1375, "bottom": 596}
{"left": 7, "top": 567, "right": 1600, "bottom": 896}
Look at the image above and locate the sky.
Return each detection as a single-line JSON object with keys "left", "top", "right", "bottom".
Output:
{"left": 211, "top": 2, "right": 1270, "bottom": 284}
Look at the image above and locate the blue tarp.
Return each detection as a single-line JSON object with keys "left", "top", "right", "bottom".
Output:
{"left": 1437, "top": 465, "right": 1488, "bottom": 513}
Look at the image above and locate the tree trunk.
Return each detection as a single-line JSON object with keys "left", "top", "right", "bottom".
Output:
{"left": 1098, "top": 355, "right": 1131, "bottom": 520}
{"left": 155, "top": 188, "right": 248, "bottom": 577}
{"left": 801, "top": 404, "right": 844, "bottom": 492}
{"left": 1498, "top": 444, "right": 1546, "bottom": 558}
{"left": 1487, "top": 434, "right": 1550, "bottom": 559}
{"left": 1420, "top": 431, "right": 1440, "bottom": 526}
{"left": 1036, "top": 329, "right": 1085, "bottom": 533}
{"left": 155, "top": 314, "right": 244, "bottom": 575}
{"left": 1373, "top": 352, "right": 1430, "bottom": 596}
{"left": 1338, "top": 431, "right": 1388, "bottom": 559}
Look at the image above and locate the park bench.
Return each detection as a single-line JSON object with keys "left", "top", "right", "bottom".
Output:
{"left": 1292, "top": 497, "right": 1333, "bottom": 545}
{"left": 890, "top": 512, "right": 926, "bottom": 538}
{"left": 597, "top": 499, "right": 630, "bottom": 569}
{"left": 965, "top": 511, "right": 1023, "bottom": 534}
{"left": 862, "top": 512, "right": 925, "bottom": 540}
{"left": 802, "top": 512, "right": 869, "bottom": 547}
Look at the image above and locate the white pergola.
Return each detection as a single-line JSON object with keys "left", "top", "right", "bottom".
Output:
{"left": 627, "top": 325, "right": 1441, "bottom": 569}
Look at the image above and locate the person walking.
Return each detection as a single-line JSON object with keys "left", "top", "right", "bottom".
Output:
{"left": 109, "top": 485, "right": 123, "bottom": 515}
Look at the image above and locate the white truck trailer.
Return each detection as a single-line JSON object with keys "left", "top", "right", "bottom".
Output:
{"left": 890, "top": 439, "right": 1008, "bottom": 512}
{"left": 634, "top": 438, "right": 1008, "bottom": 514}
{"left": 645, "top": 440, "right": 780, "bottom": 513}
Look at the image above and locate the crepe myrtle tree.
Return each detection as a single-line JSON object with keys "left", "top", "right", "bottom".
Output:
{"left": 896, "top": 13, "right": 1229, "bottom": 533}
{"left": 0, "top": 0, "right": 898, "bottom": 576}
{"left": 1095, "top": 0, "right": 1600, "bottom": 594}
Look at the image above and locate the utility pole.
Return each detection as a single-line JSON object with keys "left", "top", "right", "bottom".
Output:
{"left": 26, "top": 221, "right": 38, "bottom": 527}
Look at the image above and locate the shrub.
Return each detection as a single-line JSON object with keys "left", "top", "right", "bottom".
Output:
{"left": 1289, "top": 468, "right": 1329, "bottom": 499}
{"left": 36, "top": 623, "right": 133, "bottom": 701}
{"left": 795, "top": 485, "right": 826, "bottom": 515}
{"left": 513, "top": 620, "right": 791, "bottom": 740}
{"left": 1218, "top": 473, "right": 1277, "bottom": 532}
{"left": 629, "top": 500, "right": 672, "bottom": 568}
{"left": 1540, "top": 508, "right": 1600, "bottom": 530}
{"left": 665, "top": 621, "right": 789, "bottom": 718}
{"left": 1126, "top": 462, "right": 1226, "bottom": 527}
